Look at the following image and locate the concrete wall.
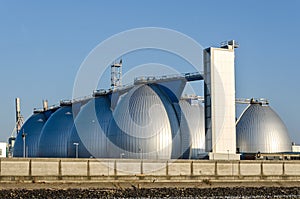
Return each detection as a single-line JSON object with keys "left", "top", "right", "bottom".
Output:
{"left": 1, "top": 158, "right": 300, "bottom": 182}
{"left": 204, "top": 46, "right": 237, "bottom": 155}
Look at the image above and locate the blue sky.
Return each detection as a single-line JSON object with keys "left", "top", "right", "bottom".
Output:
{"left": 0, "top": 1, "right": 299, "bottom": 143}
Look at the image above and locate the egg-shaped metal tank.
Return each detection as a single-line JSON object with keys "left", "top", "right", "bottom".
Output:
{"left": 38, "top": 102, "right": 82, "bottom": 157}
{"left": 149, "top": 84, "right": 183, "bottom": 159}
{"left": 13, "top": 109, "right": 55, "bottom": 157}
{"left": 179, "top": 99, "right": 205, "bottom": 159}
{"left": 107, "top": 84, "right": 175, "bottom": 159}
{"left": 236, "top": 103, "right": 291, "bottom": 153}
{"left": 68, "top": 95, "right": 112, "bottom": 158}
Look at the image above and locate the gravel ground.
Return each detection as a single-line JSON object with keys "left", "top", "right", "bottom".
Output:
{"left": 0, "top": 187, "right": 300, "bottom": 198}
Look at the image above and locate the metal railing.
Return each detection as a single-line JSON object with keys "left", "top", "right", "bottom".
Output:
{"left": 47, "top": 71, "right": 203, "bottom": 110}
{"left": 235, "top": 98, "right": 269, "bottom": 105}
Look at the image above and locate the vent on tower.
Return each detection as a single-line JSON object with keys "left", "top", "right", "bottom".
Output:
{"left": 43, "top": 100, "right": 48, "bottom": 111}
{"left": 220, "top": 40, "right": 239, "bottom": 49}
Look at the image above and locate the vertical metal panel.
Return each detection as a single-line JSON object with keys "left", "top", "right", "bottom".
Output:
{"left": 13, "top": 110, "right": 55, "bottom": 157}
{"left": 179, "top": 100, "right": 205, "bottom": 159}
{"left": 173, "top": 102, "right": 191, "bottom": 159}
{"left": 236, "top": 104, "right": 291, "bottom": 153}
{"left": 38, "top": 104, "right": 81, "bottom": 157}
{"left": 107, "top": 84, "right": 173, "bottom": 159}
{"left": 68, "top": 96, "right": 112, "bottom": 158}
{"left": 149, "top": 84, "right": 182, "bottom": 159}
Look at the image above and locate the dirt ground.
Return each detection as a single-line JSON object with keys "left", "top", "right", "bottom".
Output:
{"left": 0, "top": 181, "right": 299, "bottom": 190}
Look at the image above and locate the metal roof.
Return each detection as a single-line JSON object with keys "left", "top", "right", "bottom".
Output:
{"left": 68, "top": 95, "right": 113, "bottom": 158}
{"left": 236, "top": 104, "right": 291, "bottom": 153}
{"left": 179, "top": 99, "right": 205, "bottom": 159}
{"left": 13, "top": 110, "right": 55, "bottom": 157}
{"left": 107, "top": 84, "right": 174, "bottom": 159}
{"left": 38, "top": 104, "right": 82, "bottom": 158}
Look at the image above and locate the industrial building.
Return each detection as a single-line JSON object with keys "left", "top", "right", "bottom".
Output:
{"left": 10, "top": 40, "right": 295, "bottom": 160}
{"left": 0, "top": 142, "right": 7, "bottom": 158}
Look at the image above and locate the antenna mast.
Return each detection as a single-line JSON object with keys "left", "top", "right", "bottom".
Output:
{"left": 15, "top": 97, "right": 24, "bottom": 134}
{"left": 111, "top": 59, "right": 122, "bottom": 90}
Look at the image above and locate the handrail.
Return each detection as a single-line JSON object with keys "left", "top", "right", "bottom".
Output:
{"left": 30, "top": 71, "right": 208, "bottom": 113}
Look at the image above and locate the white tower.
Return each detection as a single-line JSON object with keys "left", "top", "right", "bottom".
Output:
{"left": 204, "top": 40, "right": 240, "bottom": 160}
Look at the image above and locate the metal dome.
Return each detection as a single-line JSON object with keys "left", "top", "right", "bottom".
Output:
{"left": 68, "top": 96, "right": 113, "bottom": 158}
{"left": 13, "top": 110, "right": 55, "bottom": 157}
{"left": 150, "top": 84, "right": 185, "bottom": 159}
{"left": 179, "top": 99, "right": 205, "bottom": 159}
{"left": 236, "top": 103, "right": 291, "bottom": 153}
{"left": 107, "top": 84, "right": 176, "bottom": 159}
{"left": 38, "top": 103, "right": 82, "bottom": 157}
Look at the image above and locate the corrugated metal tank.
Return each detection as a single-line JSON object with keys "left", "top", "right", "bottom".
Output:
{"left": 107, "top": 84, "right": 174, "bottom": 159}
{"left": 236, "top": 103, "right": 291, "bottom": 153}
{"left": 179, "top": 99, "right": 205, "bottom": 159}
{"left": 68, "top": 96, "right": 112, "bottom": 158}
{"left": 38, "top": 102, "right": 82, "bottom": 157}
{"left": 149, "top": 84, "right": 185, "bottom": 159}
{"left": 13, "top": 110, "right": 55, "bottom": 157}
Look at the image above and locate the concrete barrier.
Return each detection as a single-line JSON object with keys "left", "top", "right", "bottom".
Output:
{"left": 143, "top": 162, "right": 166, "bottom": 176}
{"left": 61, "top": 160, "right": 87, "bottom": 176}
{"left": 1, "top": 158, "right": 300, "bottom": 183}
{"left": 31, "top": 160, "right": 58, "bottom": 176}
{"left": 193, "top": 162, "right": 215, "bottom": 175}
{"left": 284, "top": 162, "right": 300, "bottom": 176}
{"left": 1, "top": 159, "right": 29, "bottom": 176}
{"left": 216, "top": 162, "right": 239, "bottom": 176}
{"left": 240, "top": 162, "right": 261, "bottom": 176}
{"left": 168, "top": 162, "right": 190, "bottom": 176}
{"left": 263, "top": 163, "right": 283, "bottom": 176}
{"left": 117, "top": 161, "right": 141, "bottom": 176}
{"left": 89, "top": 160, "right": 114, "bottom": 176}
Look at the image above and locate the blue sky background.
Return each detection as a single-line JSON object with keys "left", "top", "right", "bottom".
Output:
{"left": 0, "top": 1, "right": 299, "bottom": 143}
